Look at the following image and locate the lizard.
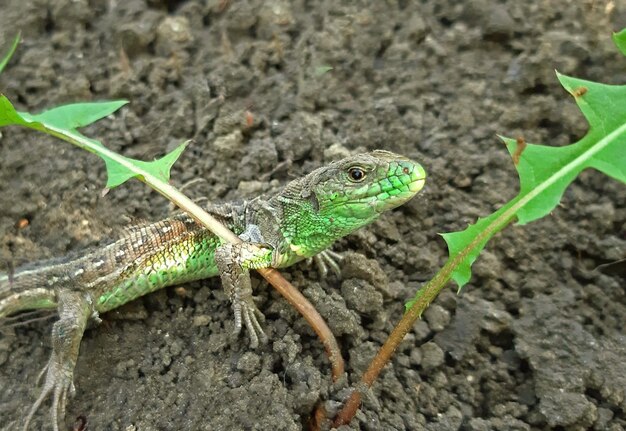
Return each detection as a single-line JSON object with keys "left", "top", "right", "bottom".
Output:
{"left": 0, "top": 150, "right": 427, "bottom": 431}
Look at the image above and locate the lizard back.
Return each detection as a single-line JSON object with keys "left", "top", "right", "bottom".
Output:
{"left": 1, "top": 204, "right": 245, "bottom": 317}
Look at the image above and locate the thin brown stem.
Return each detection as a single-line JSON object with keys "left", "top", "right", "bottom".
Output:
{"left": 259, "top": 268, "right": 344, "bottom": 380}
{"left": 333, "top": 215, "right": 516, "bottom": 426}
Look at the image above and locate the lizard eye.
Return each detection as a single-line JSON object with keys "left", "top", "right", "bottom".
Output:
{"left": 347, "top": 166, "right": 366, "bottom": 182}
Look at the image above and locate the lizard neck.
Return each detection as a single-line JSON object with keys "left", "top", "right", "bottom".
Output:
{"left": 269, "top": 178, "right": 379, "bottom": 259}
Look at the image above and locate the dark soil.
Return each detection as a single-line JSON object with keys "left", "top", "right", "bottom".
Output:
{"left": 1, "top": 1, "right": 625, "bottom": 430}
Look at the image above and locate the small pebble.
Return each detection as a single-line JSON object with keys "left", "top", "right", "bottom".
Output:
{"left": 193, "top": 315, "right": 211, "bottom": 327}
{"left": 423, "top": 304, "right": 450, "bottom": 332}
{"left": 420, "top": 341, "right": 444, "bottom": 371}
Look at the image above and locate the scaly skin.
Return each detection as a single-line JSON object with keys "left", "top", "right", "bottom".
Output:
{"left": 0, "top": 150, "right": 426, "bottom": 431}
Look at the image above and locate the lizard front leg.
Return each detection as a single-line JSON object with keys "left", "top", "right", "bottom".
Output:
{"left": 309, "top": 249, "right": 344, "bottom": 277}
{"left": 214, "top": 242, "right": 273, "bottom": 348}
{"left": 23, "top": 290, "right": 93, "bottom": 431}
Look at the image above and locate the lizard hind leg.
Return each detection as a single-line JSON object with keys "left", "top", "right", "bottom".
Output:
{"left": 22, "top": 290, "right": 92, "bottom": 431}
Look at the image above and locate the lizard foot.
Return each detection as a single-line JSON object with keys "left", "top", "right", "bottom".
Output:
{"left": 23, "top": 353, "right": 75, "bottom": 431}
{"left": 308, "top": 249, "right": 344, "bottom": 278}
{"left": 22, "top": 290, "right": 91, "bottom": 431}
{"left": 232, "top": 295, "right": 267, "bottom": 349}
{"left": 215, "top": 242, "right": 272, "bottom": 349}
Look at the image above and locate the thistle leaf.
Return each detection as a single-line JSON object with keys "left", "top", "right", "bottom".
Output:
{"left": 103, "top": 141, "right": 188, "bottom": 188}
{"left": 439, "top": 72, "right": 626, "bottom": 292}
{"left": 22, "top": 100, "right": 129, "bottom": 131}
{"left": 612, "top": 28, "right": 626, "bottom": 57}
{"left": 0, "top": 96, "right": 188, "bottom": 188}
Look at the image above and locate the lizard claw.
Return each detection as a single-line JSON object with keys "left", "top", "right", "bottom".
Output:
{"left": 232, "top": 295, "right": 267, "bottom": 348}
{"left": 35, "top": 361, "right": 49, "bottom": 386}
{"left": 310, "top": 249, "right": 343, "bottom": 277}
{"left": 22, "top": 291, "right": 90, "bottom": 431}
{"left": 215, "top": 242, "right": 272, "bottom": 349}
{"left": 23, "top": 353, "right": 75, "bottom": 431}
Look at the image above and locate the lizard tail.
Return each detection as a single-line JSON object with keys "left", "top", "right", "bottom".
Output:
{"left": 0, "top": 270, "right": 57, "bottom": 319}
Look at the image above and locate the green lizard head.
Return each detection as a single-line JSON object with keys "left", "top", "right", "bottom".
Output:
{"left": 278, "top": 150, "right": 426, "bottom": 258}
{"left": 311, "top": 149, "right": 426, "bottom": 219}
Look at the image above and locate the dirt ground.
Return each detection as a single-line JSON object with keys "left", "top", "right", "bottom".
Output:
{"left": 0, "top": 1, "right": 624, "bottom": 430}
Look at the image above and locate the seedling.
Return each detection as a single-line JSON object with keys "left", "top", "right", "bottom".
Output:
{"left": 332, "top": 29, "right": 626, "bottom": 426}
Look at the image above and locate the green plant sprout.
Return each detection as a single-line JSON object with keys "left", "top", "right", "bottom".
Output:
{"left": 0, "top": 32, "right": 19, "bottom": 75}
{"left": 332, "top": 29, "right": 626, "bottom": 426}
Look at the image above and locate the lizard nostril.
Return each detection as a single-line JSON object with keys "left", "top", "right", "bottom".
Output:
{"left": 403, "top": 167, "right": 410, "bottom": 174}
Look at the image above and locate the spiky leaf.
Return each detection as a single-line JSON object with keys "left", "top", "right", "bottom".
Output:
{"left": 0, "top": 96, "right": 188, "bottom": 188}
{"left": 439, "top": 72, "right": 626, "bottom": 292}
{"left": 612, "top": 28, "right": 626, "bottom": 57}
{"left": 21, "top": 100, "right": 129, "bottom": 131}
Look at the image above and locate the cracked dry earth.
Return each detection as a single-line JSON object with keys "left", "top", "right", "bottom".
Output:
{"left": 0, "top": 1, "right": 625, "bottom": 430}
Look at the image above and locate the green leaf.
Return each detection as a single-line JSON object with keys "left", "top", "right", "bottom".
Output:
{"left": 0, "top": 96, "right": 127, "bottom": 130}
{"left": 555, "top": 73, "right": 626, "bottom": 184}
{"left": 439, "top": 71, "right": 626, "bottom": 292}
{"left": 613, "top": 28, "right": 626, "bottom": 57}
{"left": 0, "top": 95, "right": 26, "bottom": 126}
{"left": 0, "top": 32, "right": 20, "bottom": 75}
{"left": 0, "top": 96, "right": 188, "bottom": 188}
{"left": 314, "top": 65, "right": 333, "bottom": 76}
{"left": 103, "top": 141, "right": 188, "bottom": 188}
{"left": 439, "top": 206, "right": 511, "bottom": 289}
{"left": 23, "top": 100, "right": 129, "bottom": 130}
{"left": 404, "top": 286, "right": 427, "bottom": 313}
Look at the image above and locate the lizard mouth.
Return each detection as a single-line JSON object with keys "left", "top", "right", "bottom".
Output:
{"left": 372, "top": 161, "right": 427, "bottom": 213}
{"left": 409, "top": 177, "right": 426, "bottom": 193}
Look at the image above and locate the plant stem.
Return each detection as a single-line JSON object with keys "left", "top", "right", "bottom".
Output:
{"left": 332, "top": 214, "right": 516, "bottom": 426}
